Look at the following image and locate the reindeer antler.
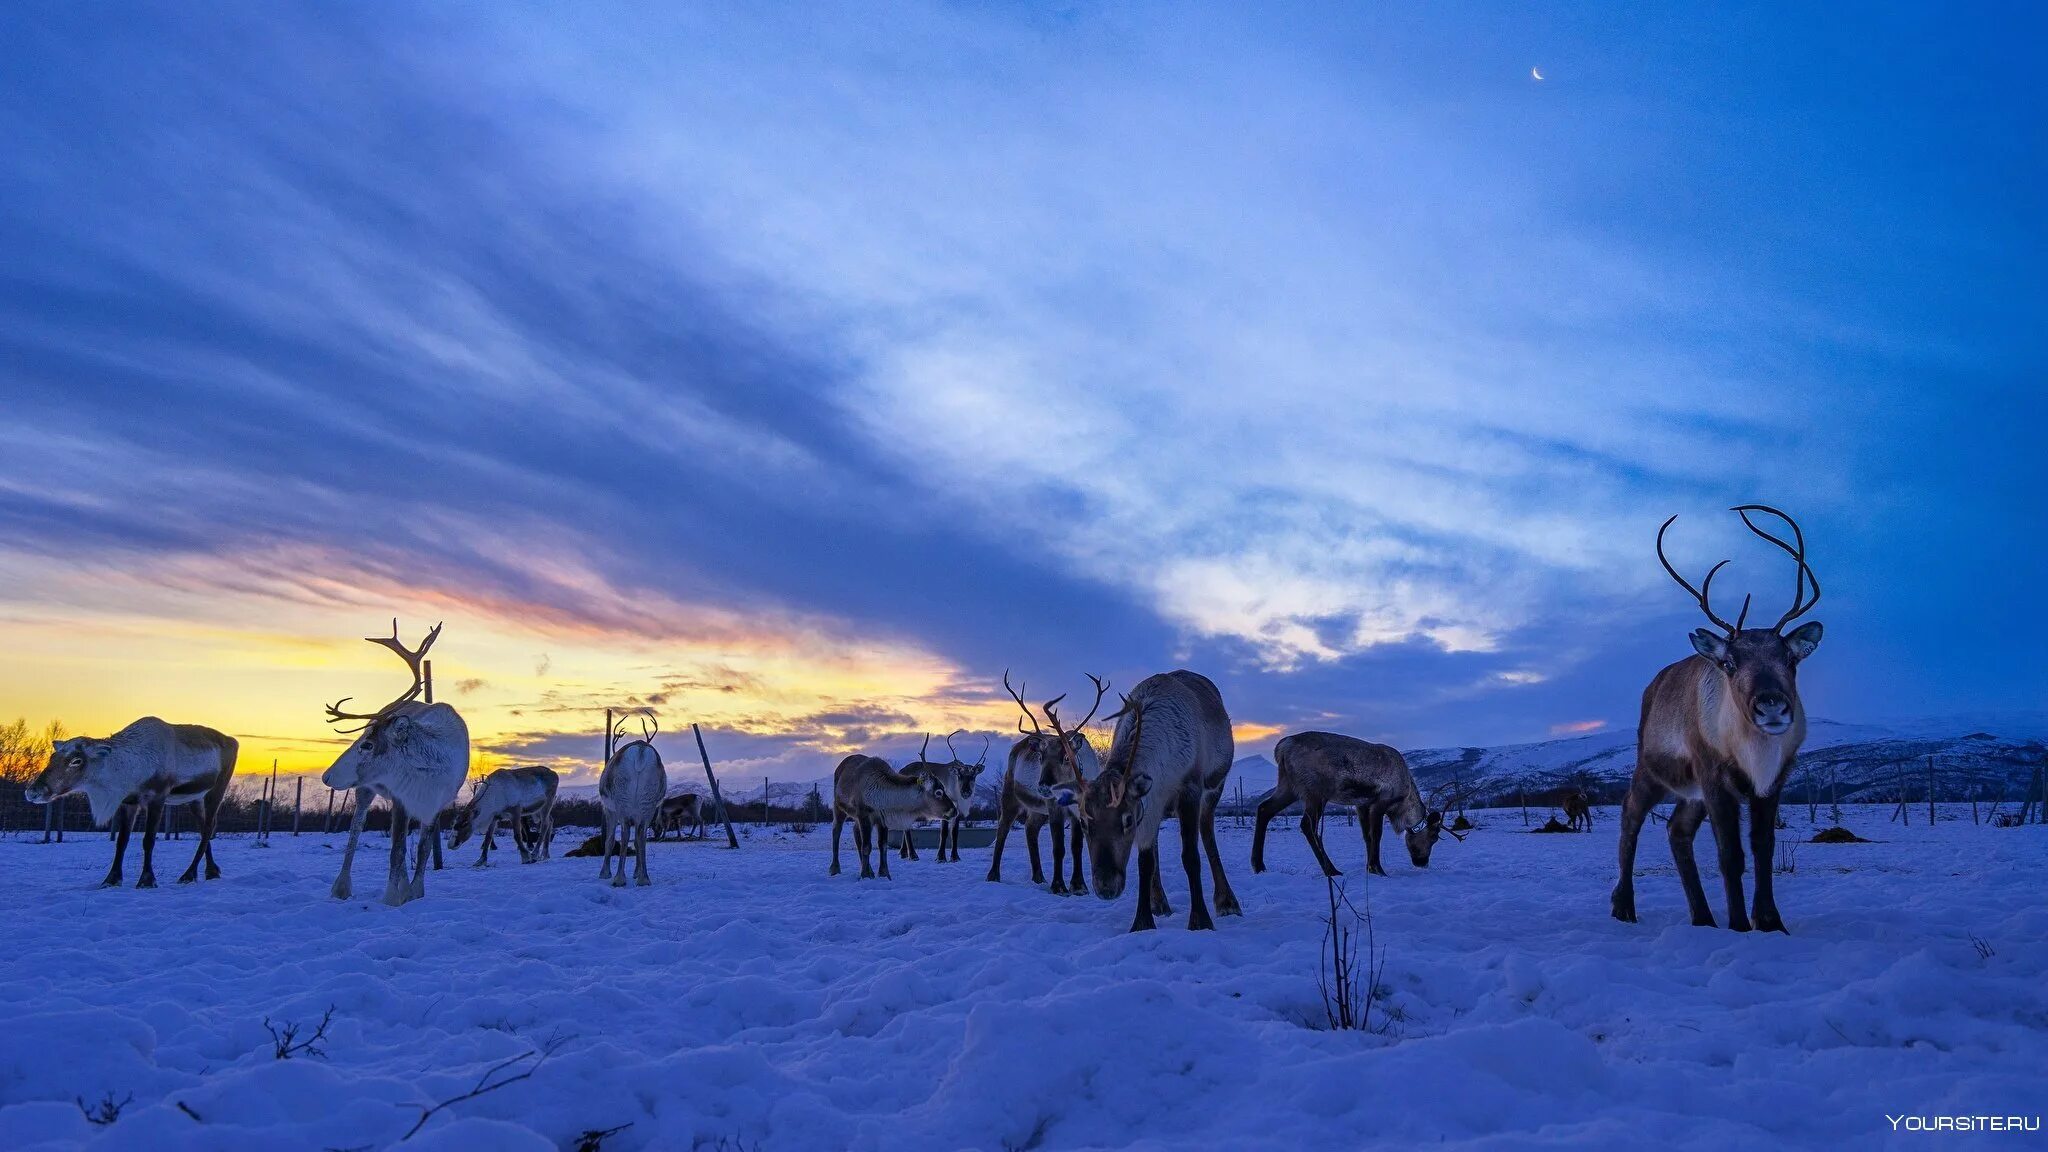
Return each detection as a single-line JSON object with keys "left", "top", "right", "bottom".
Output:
{"left": 1732, "top": 504, "right": 1821, "bottom": 632}
{"left": 1002, "top": 670, "right": 1043, "bottom": 736}
{"left": 1655, "top": 516, "right": 1738, "bottom": 636}
{"left": 324, "top": 619, "right": 442, "bottom": 732}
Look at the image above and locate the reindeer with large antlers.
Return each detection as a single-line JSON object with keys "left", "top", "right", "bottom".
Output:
{"left": 320, "top": 621, "right": 470, "bottom": 906}
{"left": 988, "top": 672, "right": 1107, "bottom": 894}
{"left": 1612, "top": 505, "right": 1824, "bottom": 932}
{"left": 1062, "top": 670, "right": 1242, "bottom": 931}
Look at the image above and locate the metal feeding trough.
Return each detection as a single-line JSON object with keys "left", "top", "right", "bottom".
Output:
{"left": 890, "top": 826, "right": 998, "bottom": 850}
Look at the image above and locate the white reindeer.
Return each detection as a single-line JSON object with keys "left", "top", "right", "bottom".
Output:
{"left": 450, "top": 765, "right": 559, "bottom": 865}
{"left": 599, "top": 714, "right": 666, "bottom": 887}
{"left": 25, "top": 718, "right": 238, "bottom": 888}
{"left": 320, "top": 621, "right": 470, "bottom": 906}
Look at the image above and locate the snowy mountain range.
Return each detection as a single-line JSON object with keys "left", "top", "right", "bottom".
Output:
{"left": 560, "top": 712, "right": 2048, "bottom": 810}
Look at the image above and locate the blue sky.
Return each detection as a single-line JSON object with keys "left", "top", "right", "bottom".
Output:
{"left": 1, "top": 3, "right": 2041, "bottom": 778}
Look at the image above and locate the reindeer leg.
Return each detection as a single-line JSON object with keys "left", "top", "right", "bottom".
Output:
{"left": 1300, "top": 798, "right": 1341, "bottom": 877}
{"left": 635, "top": 821, "right": 651, "bottom": 885}
{"left": 383, "top": 802, "right": 412, "bottom": 907}
{"left": 410, "top": 819, "right": 432, "bottom": 899}
{"left": 877, "top": 816, "right": 894, "bottom": 880}
{"left": 1050, "top": 810, "right": 1070, "bottom": 894}
{"left": 1748, "top": 793, "right": 1787, "bottom": 933}
{"left": 102, "top": 803, "right": 136, "bottom": 888}
{"left": 1069, "top": 818, "right": 1088, "bottom": 894}
{"left": 136, "top": 800, "right": 163, "bottom": 888}
{"left": 1668, "top": 798, "right": 1715, "bottom": 928}
{"left": 1024, "top": 815, "right": 1046, "bottom": 884}
{"left": 478, "top": 817, "right": 493, "bottom": 867}
{"left": 1703, "top": 786, "right": 1752, "bottom": 932}
{"left": 986, "top": 792, "right": 1018, "bottom": 882}
{"left": 856, "top": 813, "right": 875, "bottom": 879}
{"left": 179, "top": 796, "right": 212, "bottom": 883}
{"left": 609, "top": 818, "right": 629, "bottom": 888}
{"left": 1148, "top": 850, "right": 1172, "bottom": 917}
{"left": 1180, "top": 794, "right": 1214, "bottom": 931}
{"left": 1130, "top": 845, "right": 1159, "bottom": 932}
{"left": 830, "top": 809, "right": 846, "bottom": 875}
{"left": 1200, "top": 790, "right": 1239, "bottom": 916}
{"left": 1611, "top": 772, "right": 1661, "bottom": 923}
{"left": 1251, "top": 781, "right": 1296, "bottom": 873}
{"left": 333, "top": 791, "right": 369, "bottom": 900}
{"left": 1362, "top": 805, "right": 1387, "bottom": 876}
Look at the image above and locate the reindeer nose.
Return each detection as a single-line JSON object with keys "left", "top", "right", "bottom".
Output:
{"left": 1752, "top": 694, "right": 1792, "bottom": 729}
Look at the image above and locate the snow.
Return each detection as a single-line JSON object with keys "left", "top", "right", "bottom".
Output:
{"left": 0, "top": 809, "right": 2041, "bottom": 1150}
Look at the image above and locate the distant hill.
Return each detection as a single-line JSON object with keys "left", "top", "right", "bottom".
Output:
{"left": 1222, "top": 714, "right": 2045, "bottom": 808}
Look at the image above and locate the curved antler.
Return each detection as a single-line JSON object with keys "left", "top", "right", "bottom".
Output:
{"left": 1732, "top": 503, "right": 1821, "bottom": 632}
{"left": 976, "top": 734, "right": 991, "bottom": 767}
{"left": 1656, "top": 516, "right": 1737, "bottom": 635}
{"left": 324, "top": 619, "right": 443, "bottom": 731}
{"left": 1002, "top": 670, "right": 1043, "bottom": 736}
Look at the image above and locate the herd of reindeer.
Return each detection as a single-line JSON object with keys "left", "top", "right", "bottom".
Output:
{"left": 18, "top": 505, "right": 1824, "bottom": 935}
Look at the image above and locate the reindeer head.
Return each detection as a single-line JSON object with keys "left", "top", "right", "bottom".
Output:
{"left": 1071, "top": 693, "right": 1153, "bottom": 901}
{"left": 1658, "top": 506, "right": 1824, "bottom": 738}
{"left": 943, "top": 729, "right": 991, "bottom": 810}
{"left": 1404, "top": 809, "right": 1448, "bottom": 867}
{"left": 24, "top": 737, "right": 106, "bottom": 804}
{"left": 320, "top": 620, "right": 451, "bottom": 790}
{"left": 1003, "top": 670, "right": 1107, "bottom": 799}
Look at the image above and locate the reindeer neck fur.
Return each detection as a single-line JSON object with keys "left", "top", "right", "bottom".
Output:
{"left": 1108, "top": 672, "right": 1228, "bottom": 843}
{"left": 858, "top": 765, "right": 947, "bottom": 824}
{"left": 1696, "top": 663, "right": 1804, "bottom": 796}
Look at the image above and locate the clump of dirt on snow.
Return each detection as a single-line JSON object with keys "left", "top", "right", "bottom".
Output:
{"left": 1529, "top": 818, "right": 1579, "bottom": 834}
{"left": 1811, "top": 826, "right": 1871, "bottom": 844}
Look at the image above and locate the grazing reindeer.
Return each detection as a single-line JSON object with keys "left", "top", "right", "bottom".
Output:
{"left": 1613, "top": 505, "right": 1824, "bottom": 933}
{"left": 656, "top": 792, "right": 706, "bottom": 841}
{"left": 451, "top": 765, "right": 559, "bottom": 865}
{"left": 988, "top": 672, "right": 1106, "bottom": 894}
{"left": 321, "top": 621, "right": 469, "bottom": 906}
{"left": 899, "top": 731, "right": 990, "bottom": 862}
{"left": 599, "top": 714, "right": 666, "bottom": 887}
{"left": 1066, "top": 670, "right": 1242, "bottom": 932}
{"left": 1251, "top": 731, "right": 1450, "bottom": 878}
{"left": 25, "top": 718, "right": 238, "bottom": 888}
{"left": 1560, "top": 788, "right": 1594, "bottom": 832}
{"left": 830, "top": 754, "right": 955, "bottom": 879}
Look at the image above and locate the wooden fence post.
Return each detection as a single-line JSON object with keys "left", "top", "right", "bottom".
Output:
{"left": 1925, "top": 756, "right": 1935, "bottom": 827}
{"left": 694, "top": 723, "right": 741, "bottom": 849}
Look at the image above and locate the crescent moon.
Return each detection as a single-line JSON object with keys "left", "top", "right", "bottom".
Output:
{"left": 1531, "top": 67, "right": 1544, "bottom": 81}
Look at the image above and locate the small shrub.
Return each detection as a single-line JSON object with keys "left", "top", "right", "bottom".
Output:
{"left": 76, "top": 1092, "right": 132, "bottom": 1126}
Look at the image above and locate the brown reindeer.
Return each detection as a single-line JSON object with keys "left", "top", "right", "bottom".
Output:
{"left": 988, "top": 672, "right": 1106, "bottom": 894}
{"left": 1612, "top": 505, "right": 1823, "bottom": 933}
{"left": 1251, "top": 731, "right": 1451, "bottom": 877}
{"left": 1560, "top": 788, "right": 1593, "bottom": 832}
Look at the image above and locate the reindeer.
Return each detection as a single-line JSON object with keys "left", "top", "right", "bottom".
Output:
{"left": 25, "top": 719, "right": 238, "bottom": 888}
{"left": 1063, "top": 670, "right": 1242, "bottom": 932}
{"left": 450, "top": 765, "right": 559, "bottom": 865}
{"left": 655, "top": 792, "right": 706, "bottom": 841}
{"left": 599, "top": 714, "right": 666, "bottom": 887}
{"left": 829, "top": 754, "right": 955, "bottom": 879}
{"left": 1613, "top": 505, "right": 1824, "bottom": 933}
{"left": 321, "top": 621, "right": 470, "bottom": 906}
{"left": 1560, "top": 788, "right": 1594, "bottom": 832}
{"left": 899, "top": 731, "right": 990, "bottom": 862}
{"left": 1251, "top": 731, "right": 1453, "bottom": 878}
{"left": 988, "top": 672, "right": 1106, "bottom": 894}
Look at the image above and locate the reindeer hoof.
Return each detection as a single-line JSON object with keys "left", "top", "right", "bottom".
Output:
{"left": 332, "top": 881, "right": 353, "bottom": 901}
{"left": 136, "top": 874, "right": 157, "bottom": 890}
{"left": 830, "top": 864, "right": 842, "bottom": 876}
{"left": 1691, "top": 912, "right": 1718, "bottom": 928}
{"left": 99, "top": 879, "right": 121, "bottom": 889}
{"left": 1214, "top": 895, "right": 1241, "bottom": 917}
{"left": 1051, "top": 881, "right": 1068, "bottom": 894}
{"left": 383, "top": 887, "right": 409, "bottom": 907}
{"left": 205, "top": 866, "right": 222, "bottom": 880}
{"left": 635, "top": 875, "right": 650, "bottom": 887}
{"left": 985, "top": 871, "right": 1001, "bottom": 883}
{"left": 610, "top": 874, "right": 626, "bottom": 888}
{"left": 1250, "top": 861, "right": 1265, "bottom": 874}
{"left": 178, "top": 873, "right": 197, "bottom": 885}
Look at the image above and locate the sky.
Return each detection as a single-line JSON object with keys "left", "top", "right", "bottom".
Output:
{"left": 2, "top": 2, "right": 2042, "bottom": 785}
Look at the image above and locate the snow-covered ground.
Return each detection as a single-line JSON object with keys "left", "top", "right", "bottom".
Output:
{"left": 1, "top": 809, "right": 2041, "bottom": 1150}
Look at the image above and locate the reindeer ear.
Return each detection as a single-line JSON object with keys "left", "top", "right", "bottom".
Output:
{"left": 86, "top": 742, "right": 112, "bottom": 760}
{"left": 1053, "top": 787, "right": 1078, "bottom": 808}
{"left": 1785, "top": 620, "right": 1822, "bottom": 661}
{"left": 1690, "top": 629, "right": 1733, "bottom": 669}
{"left": 1127, "top": 773, "right": 1152, "bottom": 798}
{"left": 1427, "top": 809, "right": 1443, "bottom": 828}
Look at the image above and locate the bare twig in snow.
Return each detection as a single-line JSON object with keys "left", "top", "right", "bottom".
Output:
{"left": 266, "top": 1005, "right": 336, "bottom": 1060}
{"left": 402, "top": 1033, "right": 571, "bottom": 1141}
{"left": 576, "top": 1122, "right": 634, "bottom": 1151}
{"left": 76, "top": 1092, "right": 133, "bottom": 1126}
